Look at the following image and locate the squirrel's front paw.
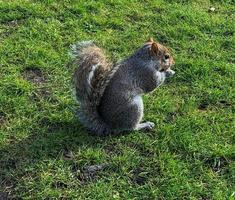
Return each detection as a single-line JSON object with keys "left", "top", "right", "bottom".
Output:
{"left": 165, "top": 69, "right": 175, "bottom": 77}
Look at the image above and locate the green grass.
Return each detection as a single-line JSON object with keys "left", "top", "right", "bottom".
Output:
{"left": 0, "top": 0, "right": 234, "bottom": 199}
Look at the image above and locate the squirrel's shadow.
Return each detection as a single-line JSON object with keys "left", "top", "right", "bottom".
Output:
{"left": 0, "top": 118, "right": 115, "bottom": 192}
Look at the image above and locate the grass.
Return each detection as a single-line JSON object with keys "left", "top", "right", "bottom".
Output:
{"left": 0, "top": 0, "right": 234, "bottom": 199}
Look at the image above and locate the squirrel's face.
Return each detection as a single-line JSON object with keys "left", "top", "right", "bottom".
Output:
{"left": 146, "top": 38, "right": 175, "bottom": 72}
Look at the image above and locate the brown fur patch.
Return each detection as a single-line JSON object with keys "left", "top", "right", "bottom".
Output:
{"left": 147, "top": 38, "right": 175, "bottom": 71}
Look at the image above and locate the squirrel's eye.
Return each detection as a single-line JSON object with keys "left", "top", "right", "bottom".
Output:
{"left": 164, "top": 54, "right": 170, "bottom": 59}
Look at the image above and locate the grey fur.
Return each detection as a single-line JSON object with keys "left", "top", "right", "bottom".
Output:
{"left": 71, "top": 41, "right": 175, "bottom": 136}
{"left": 98, "top": 46, "right": 170, "bottom": 133}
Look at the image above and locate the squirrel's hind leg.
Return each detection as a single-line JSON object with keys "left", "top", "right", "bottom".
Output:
{"left": 135, "top": 122, "right": 155, "bottom": 131}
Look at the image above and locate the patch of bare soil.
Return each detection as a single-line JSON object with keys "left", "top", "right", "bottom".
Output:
{"left": 23, "top": 67, "right": 45, "bottom": 85}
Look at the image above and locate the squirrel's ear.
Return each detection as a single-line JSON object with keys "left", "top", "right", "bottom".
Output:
{"left": 147, "top": 38, "right": 154, "bottom": 43}
{"left": 151, "top": 42, "right": 159, "bottom": 56}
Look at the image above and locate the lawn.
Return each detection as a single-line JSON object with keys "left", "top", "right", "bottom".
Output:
{"left": 0, "top": 0, "right": 234, "bottom": 199}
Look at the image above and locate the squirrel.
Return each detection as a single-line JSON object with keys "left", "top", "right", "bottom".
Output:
{"left": 70, "top": 38, "right": 175, "bottom": 136}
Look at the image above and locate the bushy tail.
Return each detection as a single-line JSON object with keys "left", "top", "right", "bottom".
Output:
{"left": 70, "top": 41, "right": 118, "bottom": 135}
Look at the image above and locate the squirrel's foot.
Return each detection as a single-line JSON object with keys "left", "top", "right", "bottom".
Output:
{"left": 136, "top": 121, "right": 155, "bottom": 131}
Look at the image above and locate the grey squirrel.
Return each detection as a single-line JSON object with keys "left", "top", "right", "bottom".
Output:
{"left": 71, "top": 38, "right": 175, "bottom": 136}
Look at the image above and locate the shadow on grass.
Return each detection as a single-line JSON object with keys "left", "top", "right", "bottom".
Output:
{"left": 0, "top": 117, "right": 113, "bottom": 196}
